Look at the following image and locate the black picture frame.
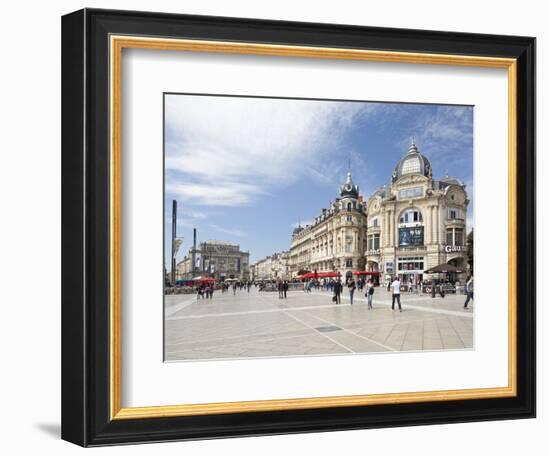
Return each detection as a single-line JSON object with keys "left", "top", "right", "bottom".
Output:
{"left": 62, "top": 8, "right": 536, "bottom": 447}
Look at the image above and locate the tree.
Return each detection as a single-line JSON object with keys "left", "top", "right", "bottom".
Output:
{"left": 466, "top": 229, "right": 474, "bottom": 274}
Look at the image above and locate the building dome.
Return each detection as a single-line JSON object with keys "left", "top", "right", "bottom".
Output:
{"left": 392, "top": 140, "right": 432, "bottom": 183}
{"left": 292, "top": 225, "right": 304, "bottom": 235}
{"left": 340, "top": 171, "right": 359, "bottom": 198}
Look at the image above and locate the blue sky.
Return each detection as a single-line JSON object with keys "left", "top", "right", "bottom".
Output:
{"left": 164, "top": 94, "right": 473, "bottom": 267}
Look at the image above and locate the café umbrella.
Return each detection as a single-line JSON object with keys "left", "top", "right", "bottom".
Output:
{"left": 424, "top": 263, "right": 465, "bottom": 274}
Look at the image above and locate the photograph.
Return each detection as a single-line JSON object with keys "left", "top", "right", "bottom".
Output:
{"left": 57, "top": 5, "right": 536, "bottom": 447}
{"left": 163, "top": 94, "right": 474, "bottom": 362}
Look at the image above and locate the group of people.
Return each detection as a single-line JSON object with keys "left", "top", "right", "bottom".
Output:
{"left": 326, "top": 276, "right": 424, "bottom": 312}
{"left": 329, "top": 278, "right": 376, "bottom": 309}
{"left": 228, "top": 281, "right": 253, "bottom": 295}
{"left": 196, "top": 283, "right": 215, "bottom": 299}
{"left": 277, "top": 280, "right": 289, "bottom": 299}
{"left": 195, "top": 274, "right": 474, "bottom": 312}
{"left": 197, "top": 280, "right": 255, "bottom": 298}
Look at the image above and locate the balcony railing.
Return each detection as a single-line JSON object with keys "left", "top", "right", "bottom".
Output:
{"left": 446, "top": 217, "right": 465, "bottom": 223}
{"left": 397, "top": 245, "right": 427, "bottom": 252}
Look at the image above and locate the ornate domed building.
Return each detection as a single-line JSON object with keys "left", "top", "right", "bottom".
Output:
{"left": 365, "top": 140, "right": 469, "bottom": 286}
{"left": 392, "top": 141, "right": 433, "bottom": 182}
{"left": 286, "top": 140, "right": 469, "bottom": 285}
{"left": 288, "top": 170, "right": 368, "bottom": 279}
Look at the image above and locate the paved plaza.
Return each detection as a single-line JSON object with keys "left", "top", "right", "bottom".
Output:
{"left": 164, "top": 288, "right": 473, "bottom": 361}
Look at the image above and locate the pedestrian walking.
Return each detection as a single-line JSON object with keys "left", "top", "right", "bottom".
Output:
{"left": 283, "top": 280, "right": 288, "bottom": 299}
{"left": 333, "top": 279, "right": 342, "bottom": 304}
{"left": 391, "top": 277, "right": 402, "bottom": 311}
{"left": 277, "top": 280, "right": 284, "bottom": 299}
{"left": 232, "top": 282, "right": 237, "bottom": 296}
{"left": 464, "top": 277, "right": 474, "bottom": 309}
{"left": 348, "top": 279, "right": 356, "bottom": 305}
{"left": 365, "top": 279, "right": 375, "bottom": 309}
{"left": 408, "top": 279, "right": 414, "bottom": 293}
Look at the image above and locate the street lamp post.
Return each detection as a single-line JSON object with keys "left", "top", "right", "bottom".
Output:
{"left": 171, "top": 200, "right": 177, "bottom": 285}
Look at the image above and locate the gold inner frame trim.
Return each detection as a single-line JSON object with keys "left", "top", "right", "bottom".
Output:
{"left": 109, "top": 35, "right": 518, "bottom": 421}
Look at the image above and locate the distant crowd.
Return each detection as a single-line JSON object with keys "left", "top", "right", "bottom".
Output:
{"left": 190, "top": 274, "right": 474, "bottom": 311}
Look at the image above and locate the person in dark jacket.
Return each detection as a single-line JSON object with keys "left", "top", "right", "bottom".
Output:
{"left": 283, "top": 280, "right": 289, "bottom": 299}
{"left": 464, "top": 277, "right": 474, "bottom": 309}
{"left": 347, "top": 279, "right": 356, "bottom": 305}
{"left": 333, "top": 279, "right": 342, "bottom": 304}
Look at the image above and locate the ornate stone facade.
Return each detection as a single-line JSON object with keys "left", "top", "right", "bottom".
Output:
{"left": 288, "top": 140, "right": 469, "bottom": 285}
{"left": 366, "top": 141, "right": 469, "bottom": 285}
{"left": 252, "top": 251, "right": 290, "bottom": 280}
{"left": 177, "top": 240, "right": 250, "bottom": 280}
{"left": 288, "top": 172, "right": 368, "bottom": 279}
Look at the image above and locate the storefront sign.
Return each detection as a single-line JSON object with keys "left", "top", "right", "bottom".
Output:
{"left": 444, "top": 245, "right": 467, "bottom": 253}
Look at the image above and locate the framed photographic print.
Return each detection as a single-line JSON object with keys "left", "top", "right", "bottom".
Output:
{"left": 61, "top": 8, "right": 536, "bottom": 447}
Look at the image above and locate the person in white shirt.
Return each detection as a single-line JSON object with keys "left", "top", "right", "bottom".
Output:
{"left": 391, "top": 277, "right": 402, "bottom": 311}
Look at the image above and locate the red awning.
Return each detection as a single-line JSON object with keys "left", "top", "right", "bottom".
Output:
{"left": 299, "top": 271, "right": 341, "bottom": 279}
{"left": 298, "top": 272, "right": 315, "bottom": 279}
{"left": 194, "top": 277, "right": 216, "bottom": 283}
{"left": 318, "top": 271, "right": 341, "bottom": 278}
{"left": 352, "top": 271, "right": 380, "bottom": 276}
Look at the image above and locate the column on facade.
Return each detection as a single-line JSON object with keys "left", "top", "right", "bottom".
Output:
{"left": 390, "top": 208, "right": 395, "bottom": 247}
{"left": 429, "top": 206, "right": 434, "bottom": 244}
{"left": 387, "top": 210, "right": 391, "bottom": 247}
{"left": 383, "top": 210, "right": 389, "bottom": 247}
{"left": 429, "top": 206, "right": 433, "bottom": 244}
{"left": 436, "top": 206, "right": 440, "bottom": 243}
{"left": 388, "top": 209, "right": 392, "bottom": 247}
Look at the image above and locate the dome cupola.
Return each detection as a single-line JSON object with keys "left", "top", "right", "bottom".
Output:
{"left": 340, "top": 171, "right": 359, "bottom": 198}
{"left": 392, "top": 138, "right": 432, "bottom": 183}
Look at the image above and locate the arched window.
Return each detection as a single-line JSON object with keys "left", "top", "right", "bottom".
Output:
{"left": 401, "top": 156, "right": 421, "bottom": 175}
{"left": 347, "top": 202, "right": 352, "bottom": 211}
{"left": 399, "top": 208, "right": 423, "bottom": 224}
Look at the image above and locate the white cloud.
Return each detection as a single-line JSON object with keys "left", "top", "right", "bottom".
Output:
{"left": 165, "top": 95, "right": 371, "bottom": 206}
{"left": 208, "top": 224, "right": 246, "bottom": 237}
{"left": 400, "top": 105, "right": 473, "bottom": 172}
{"left": 166, "top": 181, "right": 261, "bottom": 207}
{"left": 165, "top": 207, "right": 210, "bottom": 230}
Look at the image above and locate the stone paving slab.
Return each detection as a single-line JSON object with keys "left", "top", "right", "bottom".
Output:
{"left": 164, "top": 288, "right": 473, "bottom": 361}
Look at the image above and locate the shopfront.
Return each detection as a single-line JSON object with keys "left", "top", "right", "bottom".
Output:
{"left": 397, "top": 256, "right": 425, "bottom": 285}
